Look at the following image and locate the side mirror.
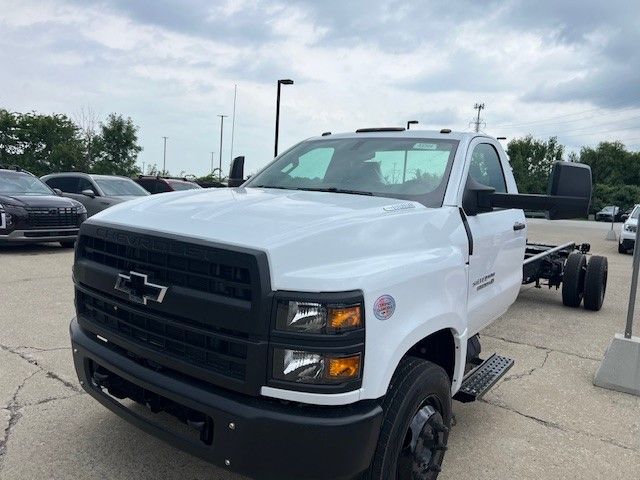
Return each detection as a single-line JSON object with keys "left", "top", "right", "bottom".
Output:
{"left": 53, "top": 188, "right": 63, "bottom": 196}
{"left": 81, "top": 189, "right": 96, "bottom": 198}
{"left": 462, "top": 177, "right": 495, "bottom": 216}
{"left": 546, "top": 161, "right": 592, "bottom": 219}
{"left": 228, "top": 156, "right": 245, "bottom": 187}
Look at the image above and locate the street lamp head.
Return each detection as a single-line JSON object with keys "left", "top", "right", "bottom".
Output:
{"left": 278, "top": 79, "right": 294, "bottom": 85}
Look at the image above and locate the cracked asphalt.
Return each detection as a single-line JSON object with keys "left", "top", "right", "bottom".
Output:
{"left": 1, "top": 219, "right": 639, "bottom": 479}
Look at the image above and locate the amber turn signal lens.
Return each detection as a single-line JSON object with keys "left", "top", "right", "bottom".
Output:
{"left": 328, "top": 355, "right": 361, "bottom": 380}
{"left": 328, "top": 305, "right": 362, "bottom": 331}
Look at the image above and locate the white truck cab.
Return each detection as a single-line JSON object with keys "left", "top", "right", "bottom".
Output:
{"left": 69, "top": 129, "right": 602, "bottom": 480}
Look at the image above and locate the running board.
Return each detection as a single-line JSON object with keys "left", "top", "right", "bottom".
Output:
{"left": 453, "top": 353, "right": 514, "bottom": 403}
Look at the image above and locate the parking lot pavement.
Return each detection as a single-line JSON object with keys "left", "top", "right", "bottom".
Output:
{"left": 1, "top": 219, "right": 639, "bottom": 480}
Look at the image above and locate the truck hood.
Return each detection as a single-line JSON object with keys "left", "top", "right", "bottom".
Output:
{"left": 88, "top": 187, "right": 460, "bottom": 290}
{"left": 0, "top": 193, "right": 81, "bottom": 208}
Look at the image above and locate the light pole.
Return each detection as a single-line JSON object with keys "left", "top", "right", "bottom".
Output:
{"left": 230, "top": 84, "right": 237, "bottom": 163}
{"left": 162, "top": 136, "right": 168, "bottom": 173}
{"left": 218, "top": 115, "right": 228, "bottom": 181}
{"left": 210, "top": 152, "right": 215, "bottom": 175}
{"left": 274, "top": 79, "right": 294, "bottom": 157}
{"left": 407, "top": 120, "right": 418, "bottom": 130}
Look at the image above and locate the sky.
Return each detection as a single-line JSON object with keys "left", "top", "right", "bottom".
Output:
{"left": 1, "top": 0, "right": 639, "bottom": 176}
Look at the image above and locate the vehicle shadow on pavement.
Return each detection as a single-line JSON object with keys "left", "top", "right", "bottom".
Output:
{"left": 0, "top": 243, "right": 71, "bottom": 255}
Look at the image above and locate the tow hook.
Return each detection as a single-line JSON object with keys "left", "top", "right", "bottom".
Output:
{"left": 92, "top": 368, "right": 109, "bottom": 388}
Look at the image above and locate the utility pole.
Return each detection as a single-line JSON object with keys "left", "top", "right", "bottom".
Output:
{"left": 218, "top": 115, "right": 228, "bottom": 181}
{"left": 210, "top": 152, "right": 215, "bottom": 174}
{"left": 230, "top": 84, "right": 237, "bottom": 163}
{"left": 472, "top": 103, "right": 485, "bottom": 132}
{"left": 162, "top": 136, "right": 168, "bottom": 173}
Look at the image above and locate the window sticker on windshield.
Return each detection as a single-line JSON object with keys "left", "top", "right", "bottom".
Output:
{"left": 413, "top": 143, "right": 438, "bottom": 150}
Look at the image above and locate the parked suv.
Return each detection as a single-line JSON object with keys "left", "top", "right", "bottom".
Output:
{"left": 135, "top": 175, "right": 202, "bottom": 194}
{"left": 41, "top": 173, "right": 149, "bottom": 217}
{"left": 619, "top": 204, "right": 639, "bottom": 254}
{"left": 0, "top": 167, "right": 86, "bottom": 246}
{"left": 595, "top": 205, "right": 622, "bottom": 222}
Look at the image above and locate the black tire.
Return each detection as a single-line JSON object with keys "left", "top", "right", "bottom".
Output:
{"left": 60, "top": 241, "right": 75, "bottom": 248}
{"left": 618, "top": 243, "right": 627, "bottom": 254}
{"left": 562, "top": 252, "right": 586, "bottom": 307}
{"left": 364, "top": 357, "right": 451, "bottom": 480}
{"left": 584, "top": 255, "right": 608, "bottom": 311}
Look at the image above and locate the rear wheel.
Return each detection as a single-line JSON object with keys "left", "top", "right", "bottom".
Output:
{"left": 562, "top": 252, "right": 586, "bottom": 307}
{"left": 60, "top": 241, "right": 75, "bottom": 248}
{"left": 364, "top": 357, "right": 451, "bottom": 480}
{"left": 584, "top": 255, "right": 608, "bottom": 311}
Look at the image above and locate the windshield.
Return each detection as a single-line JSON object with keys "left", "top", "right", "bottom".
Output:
{"left": 0, "top": 171, "right": 53, "bottom": 196}
{"left": 631, "top": 206, "right": 639, "bottom": 220}
{"left": 94, "top": 177, "right": 149, "bottom": 197}
{"left": 245, "top": 137, "right": 459, "bottom": 206}
{"left": 167, "top": 180, "right": 201, "bottom": 191}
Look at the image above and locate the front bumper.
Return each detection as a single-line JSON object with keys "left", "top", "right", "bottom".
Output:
{"left": 70, "top": 318, "right": 382, "bottom": 480}
{"left": 0, "top": 228, "right": 79, "bottom": 243}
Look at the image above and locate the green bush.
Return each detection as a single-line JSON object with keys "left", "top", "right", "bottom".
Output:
{"left": 591, "top": 183, "right": 640, "bottom": 213}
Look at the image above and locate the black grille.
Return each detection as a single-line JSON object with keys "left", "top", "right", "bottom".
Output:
{"left": 77, "top": 289, "right": 248, "bottom": 380}
{"left": 74, "top": 224, "right": 271, "bottom": 395}
{"left": 79, "top": 232, "right": 252, "bottom": 302}
{"left": 26, "top": 206, "right": 81, "bottom": 228}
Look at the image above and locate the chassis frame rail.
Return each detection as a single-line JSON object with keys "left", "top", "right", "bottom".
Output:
{"left": 522, "top": 241, "right": 590, "bottom": 288}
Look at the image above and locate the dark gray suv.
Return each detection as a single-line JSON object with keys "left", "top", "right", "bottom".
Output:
{"left": 41, "top": 173, "right": 149, "bottom": 217}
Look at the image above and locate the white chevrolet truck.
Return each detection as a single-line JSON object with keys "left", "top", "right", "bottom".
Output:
{"left": 70, "top": 128, "right": 607, "bottom": 480}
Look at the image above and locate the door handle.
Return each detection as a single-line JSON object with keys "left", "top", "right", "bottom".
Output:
{"left": 513, "top": 222, "right": 526, "bottom": 231}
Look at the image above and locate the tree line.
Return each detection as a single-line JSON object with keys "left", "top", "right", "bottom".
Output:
{"left": 507, "top": 136, "right": 640, "bottom": 213}
{"left": 1, "top": 108, "right": 638, "bottom": 212}
{"left": 0, "top": 109, "right": 142, "bottom": 177}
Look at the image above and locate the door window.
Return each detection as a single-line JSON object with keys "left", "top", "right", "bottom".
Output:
{"left": 77, "top": 178, "right": 96, "bottom": 194}
{"left": 45, "top": 176, "right": 79, "bottom": 193}
{"left": 469, "top": 144, "right": 507, "bottom": 193}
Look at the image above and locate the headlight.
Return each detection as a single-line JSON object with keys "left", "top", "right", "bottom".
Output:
{"left": 275, "top": 300, "right": 362, "bottom": 334}
{"left": 272, "top": 349, "right": 362, "bottom": 384}
{"left": 625, "top": 224, "right": 637, "bottom": 233}
{"left": 75, "top": 204, "right": 87, "bottom": 214}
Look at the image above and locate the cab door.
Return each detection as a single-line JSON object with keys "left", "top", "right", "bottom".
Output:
{"left": 463, "top": 141, "right": 526, "bottom": 335}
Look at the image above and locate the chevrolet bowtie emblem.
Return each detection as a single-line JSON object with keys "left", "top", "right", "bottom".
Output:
{"left": 114, "top": 271, "right": 168, "bottom": 305}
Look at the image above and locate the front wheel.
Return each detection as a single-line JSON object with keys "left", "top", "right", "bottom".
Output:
{"left": 618, "top": 243, "right": 627, "bottom": 254}
{"left": 364, "top": 357, "right": 451, "bottom": 480}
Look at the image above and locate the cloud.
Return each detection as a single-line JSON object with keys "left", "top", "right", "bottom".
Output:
{"left": 1, "top": 0, "right": 639, "bottom": 176}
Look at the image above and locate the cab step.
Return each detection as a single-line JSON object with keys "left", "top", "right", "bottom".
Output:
{"left": 453, "top": 353, "right": 514, "bottom": 403}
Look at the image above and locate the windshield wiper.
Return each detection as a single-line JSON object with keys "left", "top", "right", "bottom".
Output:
{"left": 249, "top": 185, "right": 374, "bottom": 196}
{"left": 249, "top": 185, "right": 292, "bottom": 190}
{"left": 294, "top": 187, "right": 373, "bottom": 196}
